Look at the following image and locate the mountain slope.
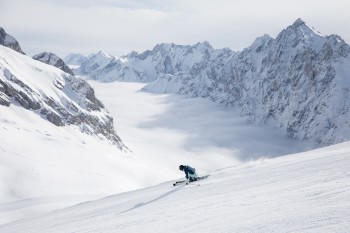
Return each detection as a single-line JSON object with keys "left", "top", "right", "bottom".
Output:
{"left": 0, "top": 40, "right": 141, "bottom": 223}
{"left": 0, "top": 45, "right": 125, "bottom": 147}
{"left": 0, "top": 102, "right": 163, "bottom": 224}
{"left": 1, "top": 141, "right": 349, "bottom": 232}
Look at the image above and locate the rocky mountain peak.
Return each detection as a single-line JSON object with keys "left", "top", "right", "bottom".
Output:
{"left": 153, "top": 43, "right": 175, "bottom": 50}
{"left": 90, "top": 51, "right": 114, "bottom": 62}
{"left": 291, "top": 18, "right": 306, "bottom": 28}
{"left": 292, "top": 18, "right": 323, "bottom": 37}
{"left": 195, "top": 41, "right": 213, "bottom": 48}
{"left": 276, "top": 18, "right": 325, "bottom": 49}
{"left": 33, "top": 52, "right": 74, "bottom": 75}
{"left": 0, "top": 27, "right": 25, "bottom": 54}
{"left": 125, "top": 51, "right": 139, "bottom": 59}
{"left": 248, "top": 34, "right": 274, "bottom": 53}
{"left": 95, "top": 50, "right": 114, "bottom": 58}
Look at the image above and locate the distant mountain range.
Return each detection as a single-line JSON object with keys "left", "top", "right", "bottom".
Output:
{"left": 65, "top": 19, "right": 350, "bottom": 146}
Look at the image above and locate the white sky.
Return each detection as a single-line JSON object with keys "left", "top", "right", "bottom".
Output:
{"left": 1, "top": 0, "right": 349, "bottom": 57}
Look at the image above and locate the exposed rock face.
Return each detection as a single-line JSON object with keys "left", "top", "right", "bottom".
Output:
{"left": 230, "top": 20, "right": 350, "bottom": 145}
{"left": 0, "top": 44, "right": 125, "bottom": 149}
{"left": 0, "top": 27, "right": 25, "bottom": 54}
{"left": 33, "top": 52, "right": 75, "bottom": 75}
{"left": 69, "top": 19, "right": 350, "bottom": 146}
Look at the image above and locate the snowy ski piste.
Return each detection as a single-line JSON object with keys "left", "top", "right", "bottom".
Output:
{"left": 1, "top": 141, "right": 349, "bottom": 232}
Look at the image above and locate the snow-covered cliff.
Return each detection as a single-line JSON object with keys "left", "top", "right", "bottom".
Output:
{"left": 230, "top": 19, "right": 350, "bottom": 145}
{"left": 0, "top": 39, "right": 125, "bottom": 149}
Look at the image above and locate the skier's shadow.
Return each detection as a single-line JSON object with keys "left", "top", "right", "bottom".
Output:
{"left": 116, "top": 185, "right": 183, "bottom": 216}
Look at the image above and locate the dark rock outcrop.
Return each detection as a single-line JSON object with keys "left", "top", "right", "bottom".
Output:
{"left": 0, "top": 27, "right": 25, "bottom": 54}
{"left": 33, "top": 52, "right": 74, "bottom": 75}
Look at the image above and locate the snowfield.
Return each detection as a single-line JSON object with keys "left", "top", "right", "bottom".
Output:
{"left": 0, "top": 104, "right": 160, "bottom": 224}
{"left": 1, "top": 141, "right": 349, "bottom": 233}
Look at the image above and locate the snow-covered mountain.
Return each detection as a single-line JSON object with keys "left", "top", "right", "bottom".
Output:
{"left": 66, "top": 42, "right": 236, "bottom": 83}
{"left": 1, "top": 140, "right": 349, "bottom": 233}
{"left": 67, "top": 51, "right": 147, "bottom": 82}
{"left": 33, "top": 52, "right": 74, "bottom": 75}
{"left": 0, "top": 34, "right": 125, "bottom": 148}
{"left": 74, "top": 51, "right": 115, "bottom": 76}
{"left": 123, "top": 41, "right": 235, "bottom": 83}
{"left": 68, "top": 19, "right": 350, "bottom": 146}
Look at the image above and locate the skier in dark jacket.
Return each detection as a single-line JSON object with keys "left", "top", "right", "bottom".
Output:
{"left": 179, "top": 165, "right": 198, "bottom": 181}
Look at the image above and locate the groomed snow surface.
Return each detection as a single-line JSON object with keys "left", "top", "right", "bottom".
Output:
{"left": 1, "top": 141, "right": 349, "bottom": 233}
{"left": 1, "top": 81, "right": 349, "bottom": 232}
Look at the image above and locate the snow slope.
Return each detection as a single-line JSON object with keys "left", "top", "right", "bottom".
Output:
{"left": 0, "top": 80, "right": 310, "bottom": 225}
{"left": 1, "top": 141, "right": 349, "bottom": 233}
{"left": 0, "top": 104, "right": 163, "bottom": 224}
{"left": 0, "top": 44, "right": 151, "bottom": 223}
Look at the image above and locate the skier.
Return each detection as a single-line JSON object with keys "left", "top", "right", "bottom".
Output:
{"left": 179, "top": 165, "right": 198, "bottom": 182}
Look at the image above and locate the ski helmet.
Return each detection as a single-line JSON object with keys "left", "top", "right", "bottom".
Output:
{"left": 179, "top": 165, "right": 184, "bottom": 171}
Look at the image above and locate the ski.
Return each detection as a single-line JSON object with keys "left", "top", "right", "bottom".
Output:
{"left": 173, "top": 180, "right": 188, "bottom": 186}
{"left": 196, "top": 174, "right": 210, "bottom": 180}
{"left": 172, "top": 175, "right": 209, "bottom": 186}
